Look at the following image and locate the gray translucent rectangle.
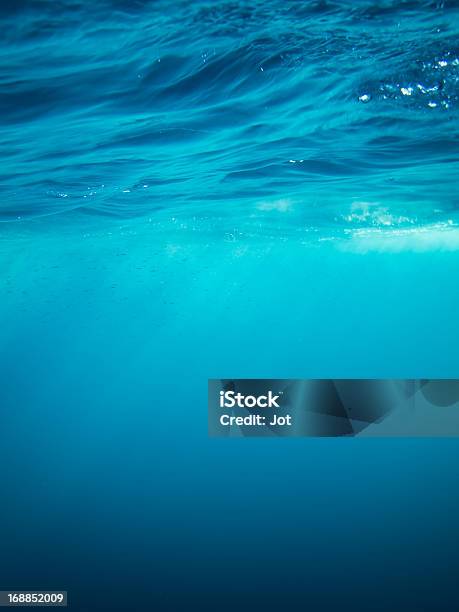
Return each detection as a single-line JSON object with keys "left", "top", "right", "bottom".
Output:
{"left": 209, "top": 379, "right": 459, "bottom": 437}
{"left": 0, "top": 593, "right": 67, "bottom": 607}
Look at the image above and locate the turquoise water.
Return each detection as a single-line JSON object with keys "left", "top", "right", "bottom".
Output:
{"left": 2, "top": 0, "right": 459, "bottom": 228}
{"left": 1, "top": 1, "right": 459, "bottom": 610}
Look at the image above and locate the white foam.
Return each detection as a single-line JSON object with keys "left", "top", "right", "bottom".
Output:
{"left": 340, "top": 222, "right": 459, "bottom": 253}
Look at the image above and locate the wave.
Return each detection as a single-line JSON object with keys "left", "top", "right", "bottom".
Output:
{"left": 1, "top": 0, "right": 458, "bottom": 230}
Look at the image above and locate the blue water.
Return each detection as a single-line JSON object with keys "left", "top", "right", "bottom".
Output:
{"left": 1, "top": 1, "right": 459, "bottom": 610}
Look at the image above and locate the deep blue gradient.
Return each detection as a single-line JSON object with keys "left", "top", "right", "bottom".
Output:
{"left": 1, "top": 1, "right": 459, "bottom": 610}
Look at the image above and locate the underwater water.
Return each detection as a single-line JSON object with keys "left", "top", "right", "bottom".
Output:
{"left": 1, "top": 1, "right": 459, "bottom": 610}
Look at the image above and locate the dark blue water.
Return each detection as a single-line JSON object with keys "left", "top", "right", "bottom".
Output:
{"left": 1, "top": 2, "right": 459, "bottom": 610}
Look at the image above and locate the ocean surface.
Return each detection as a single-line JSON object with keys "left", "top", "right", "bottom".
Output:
{"left": 1, "top": 1, "right": 459, "bottom": 610}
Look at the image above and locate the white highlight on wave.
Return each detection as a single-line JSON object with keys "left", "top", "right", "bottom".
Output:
{"left": 341, "top": 221, "right": 459, "bottom": 253}
{"left": 256, "top": 199, "right": 292, "bottom": 212}
{"left": 343, "top": 201, "right": 413, "bottom": 227}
